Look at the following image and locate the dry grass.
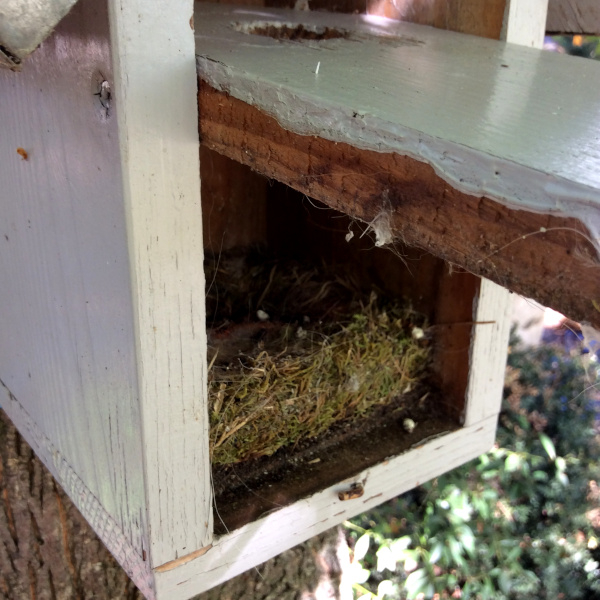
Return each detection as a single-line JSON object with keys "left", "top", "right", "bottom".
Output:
{"left": 206, "top": 257, "right": 430, "bottom": 464}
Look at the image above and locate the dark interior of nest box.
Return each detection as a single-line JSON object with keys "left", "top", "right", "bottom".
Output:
{"left": 200, "top": 148, "right": 480, "bottom": 534}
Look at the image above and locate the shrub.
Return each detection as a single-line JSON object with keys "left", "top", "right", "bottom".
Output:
{"left": 346, "top": 340, "right": 600, "bottom": 599}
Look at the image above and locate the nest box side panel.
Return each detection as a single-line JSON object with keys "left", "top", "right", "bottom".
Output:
{"left": 107, "top": 0, "right": 213, "bottom": 569}
{"left": 154, "top": 413, "right": 499, "bottom": 598}
{"left": 0, "top": 0, "right": 154, "bottom": 593}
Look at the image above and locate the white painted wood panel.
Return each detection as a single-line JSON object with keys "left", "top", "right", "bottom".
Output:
{"left": 463, "top": 0, "right": 546, "bottom": 426}
{"left": 107, "top": 0, "right": 212, "bottom": 567}
{"left": 0, "top": 0, "right": 148, "bottom": 570}
{"left": 1, "top": 0, "right": 211, "bottom": 592}
{"left": 195, "top": 3, "right": 600, "bottom": 253}
{"left": 154, "top": 414, "right": 498, "bottom": 598}
{"left": 502, "top": 0, "right": 548, "bottom": 47}
{"left": 464, "top": 280, "right": 513, "bottom": 426}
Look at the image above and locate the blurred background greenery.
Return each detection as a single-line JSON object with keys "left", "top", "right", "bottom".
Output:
{"left": 344, "top": 332, "right": 600, "bottom": 599}
{"left": 544, "top": 35, "right": 600, "bottom": 59}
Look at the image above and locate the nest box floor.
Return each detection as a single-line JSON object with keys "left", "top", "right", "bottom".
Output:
{"left": 205, "top": 248, "right": 458, "bottom": 533}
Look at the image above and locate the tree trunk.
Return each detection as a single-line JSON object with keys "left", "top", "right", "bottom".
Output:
{"left": 0, "top": 411, "right": 141, "bottom": 600}
{"left": 0, "top": 410, "right": 349, "bottom": 600}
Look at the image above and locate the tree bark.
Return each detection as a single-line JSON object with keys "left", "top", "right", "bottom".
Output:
{"left": 0, "top": 410, "right": 349, "bottom": 600}
{"left": 0, "top": 410, "right": 141, "bottom": 600}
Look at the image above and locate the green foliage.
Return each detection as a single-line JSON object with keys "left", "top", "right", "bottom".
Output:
{"left": 547, "top": 35, "right": 600, "bottom": 60}
{"left": 346, "top": 342, "right": 600, "bottom": 599}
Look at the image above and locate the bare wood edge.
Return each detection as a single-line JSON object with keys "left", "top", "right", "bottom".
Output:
{"left": 154, "top": 544, "right": 213, "bottom": 573}
{"left": 154, "top": 414, "right": 498, "bottom": 599}
{"left": 0, "top": 380, "right": 156, "bottom": 599}
{"left": 464, "top": 279, "right": 513, "bottom": 427}
{"left": 198, "top": 82, "right": 600, "bottom": 328}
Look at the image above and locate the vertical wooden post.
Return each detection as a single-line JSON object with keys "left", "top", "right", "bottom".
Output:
{"left": 108, "top": 0, "right": 212, "bottom": 567}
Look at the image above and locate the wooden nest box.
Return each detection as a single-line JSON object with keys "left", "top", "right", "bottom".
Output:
{"left": 1, "top": 0, "right": 598, "bottom": 598}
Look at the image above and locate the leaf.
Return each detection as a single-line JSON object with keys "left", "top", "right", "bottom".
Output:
{"left": 377, "top": 579, "right": 395, "bottom": 598}
{"left": 349, "top": 561, "right": 371, "bottom": 584}
{"left": 498, "top": 569, "right": 512, "bottom": 594}
{"left": 404, "top": 569, "right": 431, "bottom": 599}
{"left": 457, "top": 525, "right": 476, "bottom": 557}
{"left": 376, "top": 546, "right": 396, "bottom": 573}
{"left": 354, "top": 533, "right": 371, "bottom": 562}
{"left": 505, "top": 452, "right": 522, "bottom": 472}
{"left": 539, "top": 433, "right": 556, "bottom": 460}
{"left": 448, "top": 537, "right": 466, "bottom": 567}
{"left": 389, "top": 536, "right": 412, "bottom": 561}
{"left": 429, "top": 542, "right": 443, "bottom": 565}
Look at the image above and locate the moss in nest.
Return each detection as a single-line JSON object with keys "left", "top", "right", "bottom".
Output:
{"left": 208, "top": 283, "right": 430, "bottom": 465}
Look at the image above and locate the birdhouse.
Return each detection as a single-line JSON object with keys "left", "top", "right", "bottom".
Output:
{"left": 1, "top": 0, "right": 598, "bottom": 598}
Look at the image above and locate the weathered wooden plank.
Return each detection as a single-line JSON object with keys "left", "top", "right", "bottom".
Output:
{"left": 0, "top": 0, "right": 151, "bottom": 587}
{"left": 503, "top": 0, "right": 548, "bottom": 46}
{"left": 155, "top": 413, "right": 498, "bottom": 597}
{"left": 464, "top": 280, "right": 513, "bottom": 426}
{"left": 547, "top": 0, "right": 600, "bottom": 35}
{"left": 195, "top": 4, "right": 600, "bottom": 326}
{"left": 108, "top": 0, "right": 212, "bottom": 568}
{"left": 1, "top": 0, "right": 212, "bottom": 593}
{"left": 199, "top": 83, "right": 599, "bottom": 328}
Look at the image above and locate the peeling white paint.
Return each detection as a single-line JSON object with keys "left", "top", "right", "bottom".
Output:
{"left": 195, "top": 4, "right": 600, "bottom": 252}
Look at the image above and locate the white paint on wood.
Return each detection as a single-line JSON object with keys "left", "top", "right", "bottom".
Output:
{"left": 0, "top": 0, "right": 211, "bottom": 590}
{"left": 195, "top": 4, "right": 600, "bottom": 253}
{"left": 0, "top": 0, "right": 149, "bottom": 573}
{"left": 107, "top": 0, "right": 212, "bottom": 567}
{"left": 154, "top": 414, "right": 498, "bottom": 599}
{"left": 502, "top": 0, "right": 548, "bottom": 47}
{"left": 461, "top": 2, "right": 544, "bottom": 428}
{"left": 0, "top": 0, "right": 79, "bottom": 67}
{"left": 464, "top": 280, "right": 513, "bottom": 427}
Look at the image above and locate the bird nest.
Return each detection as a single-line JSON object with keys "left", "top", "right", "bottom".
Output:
{"left": 205, "top": 249, "right": 430, "bottom": 465}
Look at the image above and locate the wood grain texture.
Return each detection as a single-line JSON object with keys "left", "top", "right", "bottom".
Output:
{"left": 366, "top": 0, "right": 507, "bottom": 39}
{"left": 201, "top": 147, "right": 268, "bottom": 252}
{"left": 155, "top": 414, "right": 498, "bottom": 598}
{"left": 0, "top": 0, "right": 150, "bottom": 582}
{"left": 547, "top": 0, "right": 600, "bottom": 34}
{"left": 198, "top": 83, "right": 600, "bottom": 328}
{"left": 0, "top": 409, "right": 143, "bottom": 600}
{"left": 108, "top": 0, "right": 213, "bottom": 567}
{"left": 502, "top": 0, "right": 548, "bottom": 46}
